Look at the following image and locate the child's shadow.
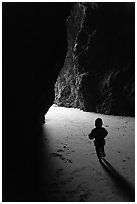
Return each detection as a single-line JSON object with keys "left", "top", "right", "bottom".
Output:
{"left": 100, "top": 159, "right": 135, "bottom": 202}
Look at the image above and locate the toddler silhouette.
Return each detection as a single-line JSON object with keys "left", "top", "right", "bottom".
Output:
{"left": 89, "top": 118, "right": 108, "bottom": 162}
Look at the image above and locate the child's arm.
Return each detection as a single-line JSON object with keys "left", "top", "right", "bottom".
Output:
{"left": 88, "top": 129, "right": 95, "bottom": 140}
{"left": 103, "top": 128, "right": 108, "bottom": 138}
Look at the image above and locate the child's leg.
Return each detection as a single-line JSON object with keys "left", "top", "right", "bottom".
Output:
{"left": 95, "top": 145, "right": 101, "bottom": 160}
{"left": 101, "top": 145, "right": 106, "bottom": 157}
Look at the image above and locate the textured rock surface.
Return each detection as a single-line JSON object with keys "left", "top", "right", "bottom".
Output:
{"left": 54, "top": 3, "right": 135, "bottom": 116}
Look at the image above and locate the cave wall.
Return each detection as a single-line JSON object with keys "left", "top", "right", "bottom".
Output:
{"left": 3, "top": 3, "right": 72, "bottom": 201}
{"left": 54, "top": 2, "right": 135, "bottom": 116}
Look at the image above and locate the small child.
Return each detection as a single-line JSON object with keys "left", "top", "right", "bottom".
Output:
{"left": 89, "top": 118, "right": 108, "bottom": 162}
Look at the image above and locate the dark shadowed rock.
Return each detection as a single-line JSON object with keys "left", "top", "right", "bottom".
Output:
{"left": 3, "top": 2, "right": 72, "bottom": 201}
{"left": 54, "top": 2, "right": 135, "bottom": 116}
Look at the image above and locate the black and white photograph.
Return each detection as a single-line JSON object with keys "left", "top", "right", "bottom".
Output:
{"left": 2, "top": 1, "right": 135, "bottom": 202}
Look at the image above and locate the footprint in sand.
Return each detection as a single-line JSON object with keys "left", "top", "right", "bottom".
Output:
{"left": 60, "top": 177, "right": 74, "bottom": 185}
{"left": 65, "top": 185, "right": 90, "bottom": 201}
{"left": 126, "top": 156, "right": 131, "bottom": 160}
{"left": 67, "top": 159, "right": 73, "bottom": 163}
{"left": 57, "top": 149, "right": 64, "bottom": 153}
{"left": 80, "top": 192, "right": 88, "bottom": 201}
{"left": 70, "top": 166, "right": 87, "bottom": 176}
{"left": 50, "top": 152, "right": 65, "bottom": 160}
{"left": 56, "top": 168, "right": 64, "bottom": 177}
{"left": 50, "top": 152, "right": 73, "bottom": 163}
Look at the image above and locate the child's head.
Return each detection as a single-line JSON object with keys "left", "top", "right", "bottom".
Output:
{"left": 95, "top": 118, "right": 103, "bottom": 128}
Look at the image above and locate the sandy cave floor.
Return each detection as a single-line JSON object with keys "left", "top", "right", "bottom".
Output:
{"left": 42, "top": 105, "right": 135, "bottom": 202}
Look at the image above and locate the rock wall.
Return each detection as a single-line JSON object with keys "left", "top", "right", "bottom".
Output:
{"left": 54, "top": 3, "right": 135, "bottom": 116}
{"left": 3, "top": 3, "right": 72, "bottom": 201}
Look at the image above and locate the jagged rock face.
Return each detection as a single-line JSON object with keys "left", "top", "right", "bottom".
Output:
{"left": 54, "top": 3, "right": 135, "bottom": 116}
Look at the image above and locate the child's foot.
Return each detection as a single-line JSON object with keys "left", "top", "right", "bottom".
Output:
{"left": 102, "top": 153, "right": 106, "bottom": 157}
{"left": 98, "top": 158, "right": 102, "bottom": 162}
